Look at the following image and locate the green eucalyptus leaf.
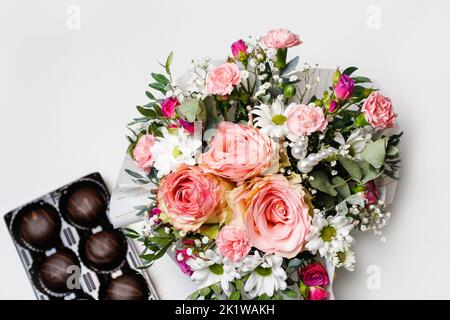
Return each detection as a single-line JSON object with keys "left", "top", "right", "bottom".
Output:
{"left": 361, "top": 139, "right": 387, "bottom": 169}
{"left": 137, "top": 106, "right": 156, "bottom": 117}
{"left": 338, "top": 155, "right": 362, "bottom": 180}
{"left": 360, "top": 161, "right": 383, "bottom": 184}
{"left": 177, "top": 99, "right": 206, "bottom": 123}
{"left": 387, "top": 145, "right": 399, "bottom": 157}
{"left": 309, "top": 171, "right": 337, "bottom": 197}
{"left": 332, "top": 176, "right": 351, "bottom": 199}
{"left": 145, "top": 91, "right": 156, "bottom": 100}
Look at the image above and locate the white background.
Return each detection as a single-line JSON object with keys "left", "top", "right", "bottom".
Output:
{"left": 1, "top": 0, "right": 450, "bottom": 299}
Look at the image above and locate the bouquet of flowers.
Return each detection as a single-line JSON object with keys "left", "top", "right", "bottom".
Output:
{"left": 123, "top": 29, "right": 401, "bottom": 300}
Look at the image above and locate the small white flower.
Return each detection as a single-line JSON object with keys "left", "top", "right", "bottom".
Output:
{"left": 289, "top": 75, "right": 298, "bottom": 82}
{"left": 164, "top": 227, "right": 171, "bottom": 234}
{"left": 152, "top": 127, "right": 202, "bottom": 178}
{"left": 186, "top": 248, "right": 193, "bottom": 256}
{"left": 240, "top": 70, "right": 250, "bottom": 80}
{"left": 202, "top": 236, "right": 209, "bottom": 244}
{"left": 328, "top": 247, "right": 356, "bottom": 271}
{"left": 258, "top": 74, "right": 268, "bottom": 81}
{"left": 242, "top": 253, "right": 287, "bottom": 299}
{"left": 258, "top": 63, "right": 266, "bottom": 72}
{"left": 334, "top": 127, "right": 373, "bottom": 160}
{"left": 252, "top": 99, "right": 292, "bottom": 138}
{"left": 176, "top": 253, "right": 184, "bottom": 261}
{"left": 306, "top": 213, "right": 354, "bottom": 257}
{"left": 187, "top": 250, "right": 241, "bottom": 297}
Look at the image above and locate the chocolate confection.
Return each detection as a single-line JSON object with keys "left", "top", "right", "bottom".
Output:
{"left": 105, "top": 273, "right": 149, "bottom": 300}
{"left": 39, "top": 250, "right": 80, "bottom": 294}
{"left": 17, "top": 204, "right": 60, "bottom": 250}
{"left": 83, "top": 230, "right": 127, "bottom": 271}
{"left": 62, "top": 182, "right": 106, "bottom": 228}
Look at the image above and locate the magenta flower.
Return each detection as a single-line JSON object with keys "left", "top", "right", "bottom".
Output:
{"left": 161, "top": 97, "right": 180, "bottom": 118}
{"left": 231, "top": 39, "right": 248, "bottom": 62}
{"left": 178, "top": 119, "right": 195, "bottom": 134}
{"left": 329, "top": 100, "right": 339, "bottom": 113}
{"left": 299, "top": 262, "right": 329, "bottom": 287}
{"left": 175, "top": 249, "right": 193, "bottom": 276}
{"left": 334, "top": 74, "right": 355, "bottom": 101}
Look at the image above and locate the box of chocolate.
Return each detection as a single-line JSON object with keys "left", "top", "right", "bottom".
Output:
{"left": 3, "top": 172, "right": 159, "bottom": 300}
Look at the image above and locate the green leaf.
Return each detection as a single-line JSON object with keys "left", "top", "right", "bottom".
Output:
{"left": 125, "top": 169, "right": 144, "bottom": 179}
{"left": 137, "top": 105, "right": 157, "bottom": 117}
{"left": 352, "top": 76, "right": 372, "bottom": 84}
{"left": 354, "top": 113, "right": 368, "bottom": 127}
{"left": 360, "top": 161, "right": 383, "bottom": 184}
{"left": 151, "top": 73, "right": 170, "bottom": 85}
{"left": 299, "top": 281, "right": 309, "bottom": 299}
{"left": 257, "top": 294, "right": 270, "bottom": 300}
{"left": 338, "top": 155, "right": 362, "bottom": 180}
{"left": 361, "top": 139, "right": 387, "bottom": 169}
{"left": 148, "top": 82, "right": 167, "bottom": 94}
{"left": 343, "top": 66, "right": 358, "bottom": 76}
{"left": 123, "top": 228, "right": 140, "bottom": 239}
{"left": 177, "top": 99, "right": 206, "bottom": 123}
{"left": 199, "top": 287, "right": 211, "bottom": 296}
{"left": 353, "top": 86, "right": 375, "bottom": 98}
{"left": 188, "top": 290, "right": 200, "bottom": 300}
{"left": 165, "top": 51, "right": 174, "bottom": 75}
{"left": 387, "top": 145, "right": 399, "bottom": 157}
{"left": 332, "top": 176, "right": 351, "bottom": 199}
{"left": 199, "top": 224, "right": 220, "bottom": 240}
{"left": 229, "top": 291, "right": 241, "bottom": 300}
{"left": 282, "top": 289, "right": 298, "bottom": 299}
{"left": 145, "top": 91, "right": 156, "bottom": 100}
{"left": 336, "top": 193, "right": 365, "bottom": 215}
{"left": 309, "top": 171, "right": 337, "bottom": 197}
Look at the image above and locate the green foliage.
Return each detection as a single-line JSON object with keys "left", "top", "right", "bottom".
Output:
{"left": 361, "top": 139, "right": 387, "bottom": 169}
{"left": 177, "top": 99, "right": 206, "bottom": 123}
{"left": 338, "top": 155, "right": 362, "bottom": 180}
{"left": 309, "top": 171, "right": 338, "bottom": 197}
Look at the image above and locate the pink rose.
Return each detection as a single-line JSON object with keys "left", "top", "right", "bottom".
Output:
{"left": 229, "top": 175, "right": 311, "bottom": 258}
{"left": 198, "top": 122, "right": 273, "bottom": 183}
{"left": 262, "top": 28, "right": 302, "bottom": 49}
{"left": 231, "top": 39, "right": 248, "bottom": 61}
{"left": 334, "top": 74, "right": 355, "bottom": 101}
{"left": 161, "top": 97, "right": 180, "bottom": 118}
{"left": 133, "top": 134, "right": 155, "bottom": 173}
{"left": 207, "top": 63, "right": 241, "bottom": 96}
{"left": 299, "top": 262, "right": 329, "bottom": 287}
{"left": 287, "top": 103, "right": 328, "bottom": 136}
{"left": 157, "top": 165, "right": 233, "bottom": 232}
{"left": 362, "top": 92, "right": 396, "bottom": 129}
{"left": 307, "top": 286, "right": 329, "bottom": 300}
{"left": 216, "top": 226, "right": 251, "bottom": 262}
{"left": 329, "top": 100, "right": 339, "bottom": 113}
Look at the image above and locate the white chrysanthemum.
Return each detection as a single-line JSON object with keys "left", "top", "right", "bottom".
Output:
{"left": 252, "top": 99, "right": 293, "bottom": 138}
{"left": 334, "top": 127, "right": 372, "bottom": 159}
{"left": 151, "top": 127, "right": 202, "bottom": 178}
{"left": 305, "top": 214, "right": 354, "bottom": 257}
{"left": 242, "top": 252, "right": 287, "bottom": 299}
{"left": 328, "top": 247, "right": 356, "bottom": 271}
{"left": 186, "top": 249, "right": 241, "bottom": 297}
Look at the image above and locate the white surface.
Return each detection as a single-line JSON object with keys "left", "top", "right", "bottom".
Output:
{"left": 1, "top": 0, "right": 450, "bottom": 299}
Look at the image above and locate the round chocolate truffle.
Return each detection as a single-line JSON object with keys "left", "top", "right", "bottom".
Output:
{"left": 17, "top": 204, "right": 61, "bottom": 250}
{"left": 39, "top": 250, "right": 80, "bottom": 294}
{"left": 83, "top": 230, "right": 127, "bottom": 272}
{"left": 62, "top": 182, "right": 107, "bottom": 228}
{"left": 105, "top": 273, "right": 149, "bottom": 300}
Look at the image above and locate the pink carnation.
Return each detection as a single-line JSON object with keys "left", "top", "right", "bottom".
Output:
{"left": 287, "top": 103, "right": 328, "bottom": 136}
{"left": 133, "top": 134, "right": 155, "bottom": 173}
{"left": 207, "top": 63, "right": 241, "bottom": 96}
{"left": 216, "top": 226, "right": 251, "bottom": 262}
{"left": 362, "top": 92, "right": 396, "bottom": 129}
{"left": 262, "top": 28, "right": 302, "bottom": 49}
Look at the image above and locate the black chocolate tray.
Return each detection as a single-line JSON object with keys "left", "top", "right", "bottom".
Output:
{"left": 3, "top": 172, "right": 158, "bottom": 300}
